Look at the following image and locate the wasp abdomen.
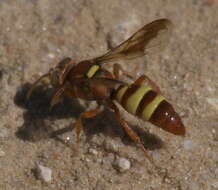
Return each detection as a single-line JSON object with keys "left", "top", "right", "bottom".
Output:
{"left": 115, "top": 85, "right": 185, "bottom": 136}
{"left": 149, "top": 100, "right": 185, "bottom": 136}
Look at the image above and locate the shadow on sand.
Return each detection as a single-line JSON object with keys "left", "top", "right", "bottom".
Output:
{"left": 14, "top": 82, "right": 163, "bottom": 151}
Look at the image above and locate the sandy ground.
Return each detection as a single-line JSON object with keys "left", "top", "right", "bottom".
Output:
{"left": 0, "top": 0, "right": 218, "bottom": 189}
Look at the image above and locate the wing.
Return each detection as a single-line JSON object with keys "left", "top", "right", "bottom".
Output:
{"left": 93, "top": 19, "right": 173, "bottom": 64}
{"left": 75, "top": 77, "right": 127, "bottom": 88}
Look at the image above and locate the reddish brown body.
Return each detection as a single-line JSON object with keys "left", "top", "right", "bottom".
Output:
{"left": 149, "top": 100, "right": 185, "bottom": 136}
{"left": 27, "top": 19, "right": 186, "bottom": 164}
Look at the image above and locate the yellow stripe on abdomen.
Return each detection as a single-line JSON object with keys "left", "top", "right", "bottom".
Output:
{"left": 141, "top": 94, "right": 165, "bottom": 121}
{"left": 116, "top": 85, "right": 128, "bottom": 103}
{"left": 86, "top": 65, "right": 100, "bottom": 78}
{"left": 125, "top": 86, "right": 151, "bottom": 114}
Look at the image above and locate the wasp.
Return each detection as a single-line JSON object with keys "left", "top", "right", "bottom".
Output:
{"left": 27, "top": 19, "right": 185, "bottom": 163}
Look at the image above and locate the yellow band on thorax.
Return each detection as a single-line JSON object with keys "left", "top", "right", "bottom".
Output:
{"left": 86, "top": 65, "right": 100, "bottom": 78}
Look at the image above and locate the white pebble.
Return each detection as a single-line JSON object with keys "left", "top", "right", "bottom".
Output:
{"left": 0, "top": 127, "right": 9, "bottom": 138}
{"left": 104, "top": 139, "right": 119, "bottom": 152}
{"left": 102, "top": 153, "right": 115, "bottom": 166}
{"left": 0, "top": 150, "right": 5, "bottom": 157}
{"left": 212, "top": 181, "right": 218, "bottom": 188}
{"left": 215, "top": 168, "right": 218, "bottom": 176}
{"left": 42, "top": 26, "right": 47, "bottom": 31}
{"left": 88, "top": 148, "right": 98, "bottom": 155}
{"left": 36, "top": 164, "right": 52, "bottom": 183}
{"left": 206, "top": 98, "right": 218, "bottom": 110}
{"left": 114, "top": 157, "right": 131, "bottom": 172}
{"left": 47, "top": 53, "right": 55, "bottom": 59}
{"left": 183, "top": 139, "right": 193, "bottom": 150}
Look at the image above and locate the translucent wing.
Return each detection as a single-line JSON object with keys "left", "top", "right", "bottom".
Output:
{"left": 75, "top": 77, "right": 127, "bottom": 88}
{"left": 93, "top": 19, "right": 173, "bottom": 64}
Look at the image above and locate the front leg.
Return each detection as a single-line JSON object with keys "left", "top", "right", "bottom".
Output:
{"left": 50, "top": 86, "right": 67, "bottom": 110}
{"left": 73, "top": 105, "right": 101, "bottom": 142}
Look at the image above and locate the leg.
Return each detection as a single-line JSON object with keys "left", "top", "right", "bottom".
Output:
{"left": 50, "top": 85, "right": 77, "bottom": 111}
{"left": 107, "top": 100, "right": 155, "bottom": 165}
{"left": 113, "top": 64, "right": 161, "bottom": 94}
{"left": 132, "top": 75, "right": 147, "bottom": 86}
{"left": 133, "top": 75, "right": 161, "bottom": 93}
{"left": 73, "top": 105, "right": 101, "bottom": 142}
{"left": 113, "top": 63, "right": 134, "bottom": 80}
{"left": 50, "top": 86, "right": 66, "bottom": 110}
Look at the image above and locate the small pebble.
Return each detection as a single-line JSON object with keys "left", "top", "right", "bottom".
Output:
{"left": 214, "top": 168, "right": 218, "bottom": 176}
{"left": 102, "top": 153, "right": 115, "bottom": 167}
{"left": 42, "top": 26, "right": 47, "bottom": 31}
{"left": 0, "top": 127, "right": 9, "bottom": 138}
{"left": 103, "top": 139, "right": 119, "bottom": 152}
{"left": 0, "top": 150, "right": 5, "bottom": 157}
{"left": 114, "top": 157, "right": 131, "bottom": 172}
{"left": 47, "top": 53, "right": 55, "bottom": 59}
{"left": 206, "top": 98, "right": 218, "bottom": 110}
{"left": 183, "top": 139, "right": 193, "bottom": 150}
{"left": 212, "top": 128, "right": 218, "bottom": 141}
{"left": 36, "top": 164, "right": 52, "bottom": 183}
{"left": 85, "top": 158, "right": 91, "bottom": 162}
{"left": 89, "top": 148, "right": 98, "bottom": 155}
{"left": 212, "top": 181, "right": 218, "bottom": 188}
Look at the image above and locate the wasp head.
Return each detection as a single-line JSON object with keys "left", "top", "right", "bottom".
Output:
{"left": 50, "top": 57, "right": 72, "bottom": 87}
{"left": 27, "top": 57, "right": 72, "bottom": 99}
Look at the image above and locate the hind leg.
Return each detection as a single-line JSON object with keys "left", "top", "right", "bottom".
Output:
{"left": 107, "top": 100, "right": 155, "bottom": 165}
{"left": 133, "top": 75, "right": 162, "bottom": 93}
{"left": 113, "top": 63, "right": 134, "bottom": 80}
